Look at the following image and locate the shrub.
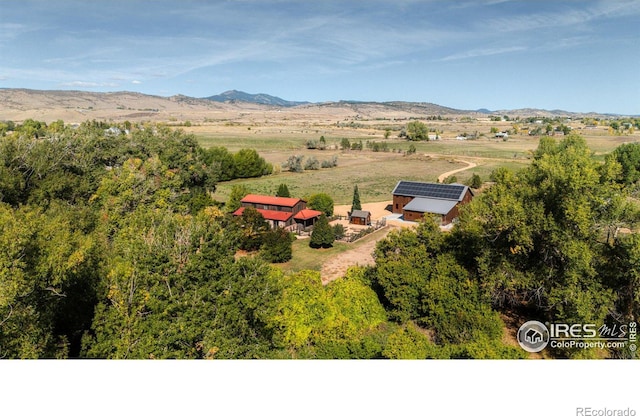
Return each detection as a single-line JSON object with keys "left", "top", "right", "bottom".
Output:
{"left": 304, "top": 156, "right": 320, "bottom": 170}
{"left": 261, "top": 228, "right": 294, "bottom": 263}
{"left": 309, "top": 215, "right": 334, "bottom": 248}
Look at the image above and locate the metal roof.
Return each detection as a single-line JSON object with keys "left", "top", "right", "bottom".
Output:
{"left": 392, "top": 181, "right": 469, "bottom": 201}
{"left": 403, "top": 197, "right": 458, "bottom": 215}
{"left": 294, "top": 209, "right": 323, "bottom": 220}
{"left": 350, "top": 210, "right": 371, "bottom": 218}
{"left": 233, "top": 207, "right": 293, "bottom": 222}
{"left": 241, "top": 194, "right": 302, "bottom": 207}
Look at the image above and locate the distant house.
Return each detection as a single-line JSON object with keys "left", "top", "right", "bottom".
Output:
{"left": 349, "top": 210, "right": 371, "bottom": 226}
{"left": 233, "top": 194, "right": 322, "bottom": 229}
{"left": 392, "top": 181, "right": 474, "bottom": 225}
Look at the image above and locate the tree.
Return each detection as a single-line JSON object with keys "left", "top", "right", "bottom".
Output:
{"left": 319, "top": 136, "right": 326, "bottom": 150}
{"left": 203, "top": 147, "right": 236, "bottom": 181}
{"left": 261, "top": 227, "right": 294, "bottom": 263}
{"left": 226, "top": 184, "right": 249, "bottom": 213}
{"left": 309, "top": 214, "right": 334, "bottom": 248}
{"left": 405, "top": 121, "right": 428, "bottom": 141}
{"left": 276, "top": 183, "right": 290, "bottom": 198}
{"left": 304, "top": 156, "right": 320, "bottom": 170}
{"left": 307, "top": 193, "right": 334, "bottom": 217}
{"left": 340, "top": 138, "right": 350, "bottom": 150}
{"left": 283, "top": 155, "right": 304, "bottom": 173}
{"left": 237, "top": 206, "right": 270, "bottom": 251}
{"left": 351, "top": 185, "right": 362, "bottom": 212}
{"left": 609, "top": 142, "right": 640, "bottom": 185}
{"left": 469, "top": 173, "right": 482, "bottom": 189}
{"left": 233, "top": 148, "right": 272, "bottom": 178}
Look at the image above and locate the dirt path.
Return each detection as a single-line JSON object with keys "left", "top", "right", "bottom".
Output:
{"left": 437, "top": 159, "right": 477, "bottom": 182}
{"left": 321, "top": 226, "right": 393, "bottom": 285}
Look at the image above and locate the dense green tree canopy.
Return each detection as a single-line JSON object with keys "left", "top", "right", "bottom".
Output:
{"left": 307, "top": 193, "right": 334, "bottom": 217}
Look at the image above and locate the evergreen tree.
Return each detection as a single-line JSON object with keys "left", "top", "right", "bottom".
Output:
{"left": 276, "top": 183, "right": 290, "bottom": 198}
{"left": 261, "top": 227, "right": 294, "bottom": 263}
{"left": 351, "top": 185, "right": 362, "bottom": 212}
{"left": 309, "top": 214, "right": 334, "bottom": 248}
{"left": 469, "top": 174, "right": 482, "bottom": 189}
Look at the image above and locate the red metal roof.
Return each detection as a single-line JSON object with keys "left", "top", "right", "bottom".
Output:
{"left": 233, "top": 207, "right": 293, "bottom": 222}
{"left": 294, "top": 209, "right": 323, "bottom": 220}
{"left": 241, "top": 194, "right": 302, "bottom": 208}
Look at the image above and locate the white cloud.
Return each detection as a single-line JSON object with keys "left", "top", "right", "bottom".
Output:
{"left": 131, "top": 80, "right": 142, "bottom": 84}
{"left": 438, "top": 46, "right": 527, "bottom": 61}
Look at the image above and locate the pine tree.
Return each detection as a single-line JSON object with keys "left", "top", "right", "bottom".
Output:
{"left": 351, "top": 185, "right": 362, "bottom": 212}
{"left": 276, "top": 183, "right": 290, "bottom": 197}
{"left": 309, "top": 214, "right": 334, "bottom": 248}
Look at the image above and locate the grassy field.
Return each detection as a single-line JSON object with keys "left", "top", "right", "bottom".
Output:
{"left": 211, "top": 153, "right": 470, "bottom": 205}
{"left": 189, "top": 122, "right": 638, "bottom": 206}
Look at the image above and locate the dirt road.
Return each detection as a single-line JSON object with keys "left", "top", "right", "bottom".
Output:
{"left": 321, "top": 226, "right": 393, "bottom": 285}
{"left": 437, "top": 159, "right": 477, "bottom": 182}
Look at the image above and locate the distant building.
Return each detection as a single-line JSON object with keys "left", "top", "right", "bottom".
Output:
{"left": 349, "top": 210, "right": 371, "bottom": 226}
{"left": 392, "top": 181, "right": 474, "bottom": 225}
{"left": 233, "top": 194, "right": 322, "bottom": 229}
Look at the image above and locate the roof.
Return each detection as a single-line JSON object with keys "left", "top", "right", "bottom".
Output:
{"left": 392, "top": 181, "right": 471, "bottom": 201}
{"left": 233, "top": 207, "right": 293, "bottom": 222}
{"left": 293, "top": 209, "right": 323, "bottom": 220}
{"left": 241, "top": 194, "right": 302, "bottom": 208}
{"left": 403, "top": 197, "right": 458, "bottom": 215}
{"left": 350, "top": 210, "right": 371, "bottom": 218}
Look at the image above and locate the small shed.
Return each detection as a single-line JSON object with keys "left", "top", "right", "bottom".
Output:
{"left": 349, "top": 210, "right": 371, "bottom": 226}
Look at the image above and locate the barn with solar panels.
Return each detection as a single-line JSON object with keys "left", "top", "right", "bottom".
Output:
{"left": 391, "top": 181, "right": 474, "bottom": 224}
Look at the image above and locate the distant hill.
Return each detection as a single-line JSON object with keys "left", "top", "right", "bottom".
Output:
{"left": 0, "top": 88, "right": 630, "bottom": 123}
{"left": 203, "top": 90, "right": 309, "bottom": 107}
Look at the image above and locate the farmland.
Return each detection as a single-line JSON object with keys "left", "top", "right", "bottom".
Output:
{"left": 185, "top": 120, "right": 635, "bottom": 204}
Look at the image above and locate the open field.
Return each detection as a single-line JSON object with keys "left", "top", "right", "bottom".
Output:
{"left": 194, "top": 127, "right": 638, "bottom": 205}
{"left": 212, "top": 152, "right": 470, "bottom": 205}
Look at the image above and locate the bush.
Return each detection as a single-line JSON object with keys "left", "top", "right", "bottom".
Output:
{"left": 321, "top": 156, "right": 338, "bottom": 168}
{"left": 283, "top": 155, "right": 304, "bottom": 173}
{"left": 469, "top": 173, "right": 482, "bottom": 189}
{"left": 332, "top": 223, "right": 346, "bottom": 240}
{"left": 304, "top": 156, "right": 320, "bottom": 170}
{"left": 261, "top": 228, "right": 294, "bottom": 263}
{"left": 310, "top": 215, "right": 334, "bottom": 248}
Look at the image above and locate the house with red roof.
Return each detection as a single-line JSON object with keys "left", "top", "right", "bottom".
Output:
{"left": 233, "top": 194, "right": 322, "bottom": 229}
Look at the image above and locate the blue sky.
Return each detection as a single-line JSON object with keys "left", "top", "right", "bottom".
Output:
{"left": 1, "top": 0, "right": 639, "bottom": 114}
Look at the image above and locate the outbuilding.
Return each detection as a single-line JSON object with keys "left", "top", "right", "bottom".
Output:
{"left": 349, "top": 210, "right": 371, "bottom": 226}
{"left": 392, "top": 181, "right": 473, "bottom": 225}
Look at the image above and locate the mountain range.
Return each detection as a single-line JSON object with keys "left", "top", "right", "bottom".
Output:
{"left": 203, "top": 90, "right": 309, "bottom": 107}
{"left": 0, "top": 88, "right": 629, "bottom": 123}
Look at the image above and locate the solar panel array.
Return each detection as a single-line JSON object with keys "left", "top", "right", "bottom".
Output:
{"left": 394, "top": 181, "right": 465, "bottom": 200}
